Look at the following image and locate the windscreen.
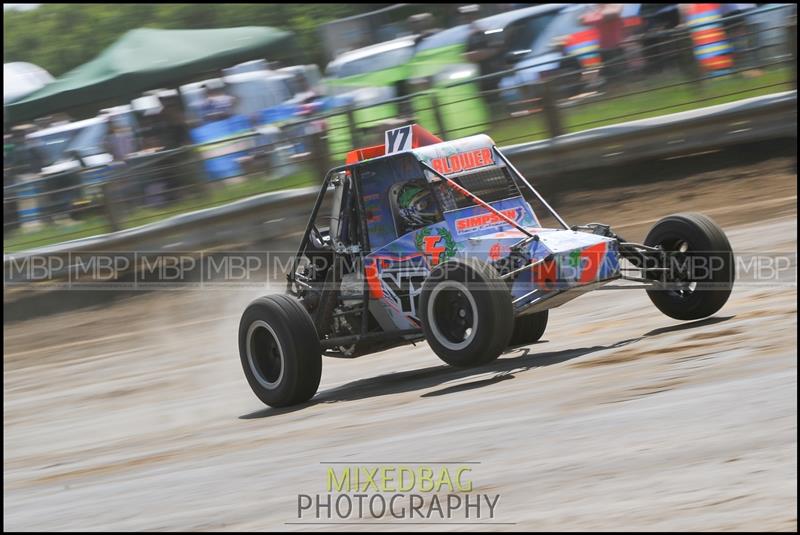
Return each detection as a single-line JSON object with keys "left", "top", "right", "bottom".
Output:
{"left": 434, "top": 165, "right": 524, "bottom": 212}
{"left": 65, "top": 121, "right": 108, "bottom": 158}
{"left": 416, "top": 25, "right": 471, "bottom": 52}
{"left": 28, "top": 131, "right": 74, "bottom": 166}
{"left": 228, "top": 76, "right": 291, "bottom": 115}
{"left": 29, "top": 121, "right": 109, "bottom": 166}
{"left": 333, "top": 44, "right": 415, "bottom": 78}
{"left": 505, "top": 11, "right": 561, "bottom": 54}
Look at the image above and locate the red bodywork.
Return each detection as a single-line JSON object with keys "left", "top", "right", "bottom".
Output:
{"left": 344, "top": 125, "right": 443, "bottom": 164}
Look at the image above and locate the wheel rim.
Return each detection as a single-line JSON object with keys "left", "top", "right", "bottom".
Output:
{"left": 660, "top": 238, "right": 698, "bottom": 299}
{"left": 246, "top": 320, "right": 285, "bottom": 390}
{"left": 427, "top": 280, "right": 478, "bottom": 351}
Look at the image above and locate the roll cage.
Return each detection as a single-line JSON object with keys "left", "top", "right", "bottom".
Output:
{"left": 288, "top": 144, "right": 570, "bottom": 277}
{"left": 287, "top": 141, "right": 662, "bottom": 352}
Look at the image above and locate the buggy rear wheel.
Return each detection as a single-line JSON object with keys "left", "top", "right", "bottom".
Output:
{"left": 238, "top": 294, "right": 322, "bottom": 407}
{"left": 644, "top": 213, "right": 734, "bottom": 321}
{"left": 509, "top": 310, "right": 548, "bottom": 346}
{"left": 420, "top": 258, "right": 514, "bottom": 367}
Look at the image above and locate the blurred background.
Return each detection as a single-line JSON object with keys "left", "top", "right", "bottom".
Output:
{"left": 3, "top": 3, "right": 796, "bottom": 253}
{"left": 3, "top": 4, "right": 797, "bottom": 531}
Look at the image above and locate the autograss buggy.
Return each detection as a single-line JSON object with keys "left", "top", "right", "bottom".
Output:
{"left": 238, "top": 125, "right": 735, "bottom": 407}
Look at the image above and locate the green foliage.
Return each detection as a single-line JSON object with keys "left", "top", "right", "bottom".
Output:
{"left": 3, "top": 3, "right": 390, "bottom": 75}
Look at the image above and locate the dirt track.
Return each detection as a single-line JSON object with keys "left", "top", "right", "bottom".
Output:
{"left": 3, "top": 156, "right": 797, "bottom": 531}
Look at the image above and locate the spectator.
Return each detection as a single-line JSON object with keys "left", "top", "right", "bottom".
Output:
{"left": 131, "top": 95, "right": 195, "bottom": 206}
{"left": 202, "top": 83, "right": 235, "bottom": 123}
{"left": 133, "top": 96, "right": 168, "bottom": 151}
{"left": 409, "top": 13, "right": 440, "bottom": 47}
{"left": 159, "top": 96, "right": 193, "bottom": 150}
{"left": 581, "top": 4, "right": 626, "bottom": 87}
{"left": 552, "top": 36, "right": 587, "bottom": 99}
{"left": 104, "top": 120, "right": 137, "bottom": 211}
{"left": 159, "top": 96, "right": 202, "bottom": 202}
{"left": 621, "top": 20, "right": 647, "bottom": 81}
{"left": 4, "top": 126, "right": 43, "bottom": 232}
{"left": 640, "top": 4, "right": 681, "bottom": 76}
{"left": 132, "top": 109, "right": 171, "bottom": 207}
{"left": 106, "top": 120, "right": 135, "bottom": 163}
{"left": 5, "top": 125, "right": 42, "bottom": 177}
{"left": 720, "top": 3, "right": 758, "bottom": 74}
{"left": 462, "top": 4, "right": 504, "bottom": 118}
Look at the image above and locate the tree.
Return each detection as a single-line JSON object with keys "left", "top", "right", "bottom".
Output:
{"left": 3, "top": 3, "right": 392, "bottom": 76}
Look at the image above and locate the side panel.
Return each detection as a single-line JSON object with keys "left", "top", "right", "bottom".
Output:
{"left": 366, "top": 222, "right": 621, "bottom": 330}
{"left": 510, "top": 234, "right": 621, "bottom": 310}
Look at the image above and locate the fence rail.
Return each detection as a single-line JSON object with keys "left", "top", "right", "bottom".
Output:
{"left": 4, "top": 88, "right": 796, "bottom": 283}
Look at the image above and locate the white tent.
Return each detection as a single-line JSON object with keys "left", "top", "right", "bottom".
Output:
{"left": 3, "top": 62, "right": 54, "bottom": 105}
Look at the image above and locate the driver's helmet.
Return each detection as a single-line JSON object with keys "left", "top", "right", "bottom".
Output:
{"left": 395, "top": 180, "right": 439, "bottom": 229}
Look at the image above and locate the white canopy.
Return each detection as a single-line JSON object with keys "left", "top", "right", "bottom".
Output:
{"left": 3, "top": 62, "right": 54, "bottom": 104}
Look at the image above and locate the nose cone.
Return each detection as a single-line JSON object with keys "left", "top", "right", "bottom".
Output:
{"left": 510, "top": 229, "right": 620, "bottom": 304}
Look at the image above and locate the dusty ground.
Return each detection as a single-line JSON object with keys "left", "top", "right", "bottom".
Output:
{"left": 3, "top": 155, "right": 797, "bottom": 531}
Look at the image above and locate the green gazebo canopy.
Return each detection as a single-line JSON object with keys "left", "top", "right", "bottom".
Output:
{"left": 4, "top": 26, "right": 295, "bottom": 123}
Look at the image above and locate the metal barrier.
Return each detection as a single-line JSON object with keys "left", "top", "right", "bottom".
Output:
{"left": 3, "top": 88, "right": 795, "bottom": 285}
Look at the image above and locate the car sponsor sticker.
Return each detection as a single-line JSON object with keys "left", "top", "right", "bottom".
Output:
{"left": 455, "top": 207, "right": 524, "bottom": 235}
{"left": 415, "top": 227, "right": 457, "bottom": 265}
{"left": 430, "top": 147, "right": 494, "bottom": 175}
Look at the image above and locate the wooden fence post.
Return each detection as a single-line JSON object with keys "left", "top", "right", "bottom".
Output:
{"left": 345, "top": 104, "right": 361, "bottom": 148}
{"left": 540, "top": 78, "right": 564, "bottom": 138}
{"left": 429, "top": 92, "right": 449, "bottom": 140}
{"left": 100, "top": 180, "right": 122, "bottom": 233}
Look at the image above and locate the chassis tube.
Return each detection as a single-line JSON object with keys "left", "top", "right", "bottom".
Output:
{"left": 288, "top": 165, "right": 348, "bottom": 288}
{"left": 420, "top": 161, "right": 536, "bottom": 239}
{"left": 492, "top": 146, "right": 570, "bottom": 231}
{"left": 350, "top": 166, "right": 374, "bottom": 337}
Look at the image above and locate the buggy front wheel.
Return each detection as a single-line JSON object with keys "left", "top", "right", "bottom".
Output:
{"left": 644, "top": 213, "right": 734, "bottom": 321}
{"left": 420, "top": 258, "right": 514, "bottom": 367}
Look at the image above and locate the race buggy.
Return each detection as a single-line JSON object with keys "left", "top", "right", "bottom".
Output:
{"left": 238, "top": 125, "right": 735, "bottom": 408}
